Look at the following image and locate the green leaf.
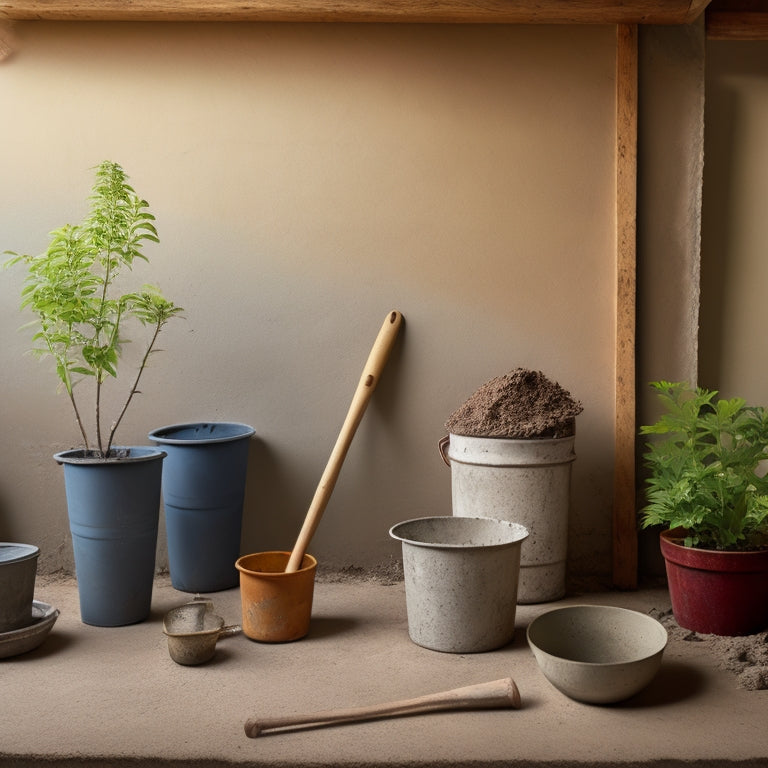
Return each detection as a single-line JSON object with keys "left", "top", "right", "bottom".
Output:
{"left": 640, "top": 381, "right": 768, "bottom": 550}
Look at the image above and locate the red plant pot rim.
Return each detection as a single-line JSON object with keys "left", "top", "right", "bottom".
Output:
{"left": 660, "top": 527, "right": 768, "bottom": 573}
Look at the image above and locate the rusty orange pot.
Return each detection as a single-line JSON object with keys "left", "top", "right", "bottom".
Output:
{"left": 235, "top": 551, "right": 317, "bottom": 642}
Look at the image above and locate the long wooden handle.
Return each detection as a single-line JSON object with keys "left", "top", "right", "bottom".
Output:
{"left": 244, "top": 677, "right": 521, "bottom": 738}
{"left": 285, "top": 310, "right": 403, "bottom": 573}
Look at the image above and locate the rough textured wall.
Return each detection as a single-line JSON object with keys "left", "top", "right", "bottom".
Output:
{"left": 637, "top": 23, "right": 705, "bottom": 575}
{"left": 1, "top": 22, "right": 619, "bottom": 582}
{"left": 700, "top": 40, "right": 768, "bottom": 405}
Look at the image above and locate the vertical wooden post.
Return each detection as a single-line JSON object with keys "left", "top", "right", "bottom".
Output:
{"left": 613, "top": 23, "right": 638, "bottom": 589}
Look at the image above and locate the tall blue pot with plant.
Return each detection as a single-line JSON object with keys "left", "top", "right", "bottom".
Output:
{"left": 149, "top": 422, "right": 255, "bottom": 593}
{"left": 4, "top": 161, "right": 183, "bottom": 626}
{"left": 55, "top": 447, "right": 165, "bottom": 626}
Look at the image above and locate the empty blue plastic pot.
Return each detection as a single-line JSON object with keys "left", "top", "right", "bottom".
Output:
{"left": 148, "top": 422, "right": 255, "bottom": 593}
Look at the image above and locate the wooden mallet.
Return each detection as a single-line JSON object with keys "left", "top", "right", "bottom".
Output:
{"left": 244, "top": 677, "right": 521, "bottom": 737}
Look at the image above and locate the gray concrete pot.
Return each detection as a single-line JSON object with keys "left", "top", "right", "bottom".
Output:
{"left": 0, "top": 543, "right": 39, "bottom": 633}
{"left": 389, "top": 516, "right": 528, "bottom": 653}
{"left": 440, "top": 433, "right": 575, "bottom": 603}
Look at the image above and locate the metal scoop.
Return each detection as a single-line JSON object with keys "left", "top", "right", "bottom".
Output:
{"left": 163, "top": 598, "right": 241, "bottom": 666}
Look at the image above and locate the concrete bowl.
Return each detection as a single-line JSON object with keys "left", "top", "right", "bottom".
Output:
{"left": 526, "top": 604, "right": 668, "bottom": 704}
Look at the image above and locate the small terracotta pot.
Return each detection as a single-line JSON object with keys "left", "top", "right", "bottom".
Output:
{"left": 660, "top": 528, "right": 768, "bottom": 636}
{"left": 235, "top": 551, "right": 317, "bottom": 642}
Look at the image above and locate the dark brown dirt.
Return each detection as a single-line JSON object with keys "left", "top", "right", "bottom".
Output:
{"left": 650, "top": 607, "right": 768, "bottom": 690}
{"left": 445, "top": 368, "right": 583, "bottom": 438}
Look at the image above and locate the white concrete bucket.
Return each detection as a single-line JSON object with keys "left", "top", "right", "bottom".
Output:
{"left": 440, "top": 433, "right": 575, "bottom": 604}
{"left": 389, "top": 516, "right": 529, "bottom": 653}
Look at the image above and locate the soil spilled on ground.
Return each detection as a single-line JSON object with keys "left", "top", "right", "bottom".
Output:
{"left": 445, "top": 368, "right": 583, "bottom": 438}
{"left": 650, "top": 607, "right": 768, "bottom": 690}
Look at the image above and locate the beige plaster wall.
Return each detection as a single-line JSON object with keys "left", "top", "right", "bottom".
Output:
{"left": 700, "top": 40, "right": 768, "bottom": 405}
{"left": 0, "top": 22, "right": 618, "bottom": 580}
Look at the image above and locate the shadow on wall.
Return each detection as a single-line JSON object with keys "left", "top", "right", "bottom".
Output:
{"left": 0, "top": 491, "right": 16, "bottom": 542}
{"left": 240, "top": 437, "right": 308, "bottom": 556}
{"left": 238, "top": 322, "right": 407, "bottom": 564}
{"left": 700, "top": 42, "right": 768, "bottom": 394}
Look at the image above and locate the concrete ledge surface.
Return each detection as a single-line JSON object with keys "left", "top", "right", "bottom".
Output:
{"left": 1, "top": 575, "right": 767, "bottom": 767}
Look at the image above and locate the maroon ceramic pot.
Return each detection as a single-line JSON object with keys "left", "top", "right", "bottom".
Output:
{"left": 660, "top": 527, "right": 768, "bottom": 636}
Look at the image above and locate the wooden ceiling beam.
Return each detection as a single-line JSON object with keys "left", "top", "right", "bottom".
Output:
{"left": 0, "top": 0, "right": 712, "bottom": 25}
{"left": 707, "top": 11, "right": 768, "bottom": 38}
{"left": 706, "top": 0, "right": 768, "bottom": 38}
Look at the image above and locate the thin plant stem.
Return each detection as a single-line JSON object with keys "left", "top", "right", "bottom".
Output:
{"left": 105, "top": 319, "right": 162, "bottom": 456}
{"left": 95, "top": 378, "right": 104, "bottom": 456}
{"left": 68, "top": 390, "right": 90, "bottom": 452}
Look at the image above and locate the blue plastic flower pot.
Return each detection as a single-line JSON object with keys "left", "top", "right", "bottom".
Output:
{"left": 148, "top": 422, "right": 255, "bottom": 593}
{"left": 55, "top": 447, "right": 166, "bottom": 627}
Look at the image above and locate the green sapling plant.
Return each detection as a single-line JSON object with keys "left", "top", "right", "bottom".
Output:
{"left": 640, "top": 380, "right": 768, "bottom": 550}
{"left": 4, "top": 161, "right": 183, "bottom": 458}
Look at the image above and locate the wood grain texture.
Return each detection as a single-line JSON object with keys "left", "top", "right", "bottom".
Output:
{"left": 0, "top": 0, "right": 711, "bottom": 24}
{"left": 613, "top": 23, "right": 638, "bottom": 590}
{"left": 707, "top": 10, "right": 768, "bottom": 37}
{"left": 285, "top": 311, "right": 402, "bottom": 573}
{"left": 705, "top": 1, "right": 768, "bottom": 38}
{"left": 245, "top": 677, "right": 521, "bottom": 737}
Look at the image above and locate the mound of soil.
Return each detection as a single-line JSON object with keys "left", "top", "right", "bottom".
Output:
{"left": 445, "top": 368, "right": 583, "bottom": 439}
{"left": 651, "top": 607, "right": 768, "bottom": 690}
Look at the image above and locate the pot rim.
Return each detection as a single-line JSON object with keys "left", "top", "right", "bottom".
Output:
{"left": 53, "top": 446, "right": 167, "bottom": 465}
{"left": 235, "top": 551, "right": 317, "bottom": 576}
{"left": 447, "top": 432, "right": 576, "bottom": 443}
{"left": 163, "top": 620, "right": 225, "bottom": 639}
{"left": 148, "top": 422, "right": 255, "bottom": 445}
{"left": 0, "top": 543, "right": 40, "bottom": 564}
{"left": 440, "top": 432, "right": 576, "bottom": 468}
{"left": 389, "top": 515, "right": 529, "bottom": 550}
{"left": 660, "top": 527, "right": 768, "bottom": 570}
{"left": 526, "top": 604, "right": 668, "bottom": 666}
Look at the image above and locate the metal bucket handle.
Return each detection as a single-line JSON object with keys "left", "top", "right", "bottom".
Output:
{"left": 218, "top": 624, "right": 243, "bottom": 639}
{"left": 438, "top": 435, "right": 451, "bottom": 467}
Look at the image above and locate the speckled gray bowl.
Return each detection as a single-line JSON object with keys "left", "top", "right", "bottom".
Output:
{"left": 527, "top": 604, "right": 667, "bottom": 704}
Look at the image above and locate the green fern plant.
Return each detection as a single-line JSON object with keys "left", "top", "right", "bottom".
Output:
{"left": 4, "top": 161, "right": 183, "bottom": 458}
{"left": 640, "top": 381, "right": 768, "bottom": 550}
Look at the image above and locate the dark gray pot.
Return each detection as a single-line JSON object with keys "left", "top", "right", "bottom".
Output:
{"left": 0, "top": 543, "right": 39, "bottom": 632}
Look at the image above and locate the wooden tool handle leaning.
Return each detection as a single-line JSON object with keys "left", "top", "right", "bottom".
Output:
{"left": 244, "top": 677, "right": 521, "bottom": 738}
{"left": 284, "top": 310, "right": 403, "bottom": 573}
